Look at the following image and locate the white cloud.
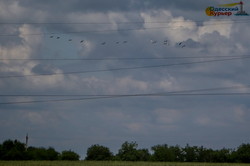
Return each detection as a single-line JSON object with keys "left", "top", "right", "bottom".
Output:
{"left": 0, "top": 1, "right": 25, "bottom": 19}
{"left": 1, "top": 1, "right": 250, "bottom": 155}
{"left": 77, "top": 40, "right": 95, "bottom": 57}
{"left": 0, "top": 24, "right": 66, "bottom": 90}
{"left": 0, "top": 1, "right": 48, "bottom": 23}
{"left": 114, "top": 76, "right": 148, "bottom": 92}
{"left": 126, "top": 123, "right": 145, "bottom": 133}
{"left": 233, "top": 106, "right": 247, "bottom": 123}
{"left": 195, "top": 117, "right": 212, "bottom": 126}
{"left": 195, "top": 104, "right": 250, "bottom": 127}
{"left": 154, "top": 109, "right": 182, "bottom": 124}
{"left": 139, "top": 10, "right": 198, "bottom": 42}
{"left": 19, "top": 110, "right": 64, "bottom": 131}
{"left": 198, "top": 19, "right": 233, "bottom": 38}
{"left": 221, "top": 81, "right": 250, "bottom": 93}
{"left": 195, "top": 116, "right": 229, "bottom": 127}
{"left": 158, "top": 76, "right": 178, "bottom": 91}
{"left": 97, "top": 109, "right": 131, "bottom": 122}
{"left": 19, "top": 24, "right": 43, "bottom": 48}
{"left": 65, "top": 74, "right": 179, "bottom": 95}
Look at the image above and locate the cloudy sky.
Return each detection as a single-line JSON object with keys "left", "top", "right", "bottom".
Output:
{"left": 1, "top": 0, "right": 250, "bottom": 158}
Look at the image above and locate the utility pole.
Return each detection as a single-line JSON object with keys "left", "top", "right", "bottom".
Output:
{"left": 25, "top": 133, "right": 28, "bottom": 151}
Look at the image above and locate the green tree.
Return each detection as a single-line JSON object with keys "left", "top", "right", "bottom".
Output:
{"left": 85, "top": 144, "right": 113, "bottom": 161}
{"left": 116, "top": 141, "right": 151, "bottom": 161}
{"left": 136, "top": 149, "right": 151, "bottom": 161}
{"left": 170, "top": 145, "right": 184, "bottom": 162}
{"left": 60, "top": 150, "right": 80, "bottom": 160}
{"left": 117, "top": 141, "right": 139, "bottom": 161}
{"left": 26, "top": 147, "right": 59, "bottom": 160}
{"left": 0, "top": 139, "right": 26, "bottom": 160}
{"left": 236, "top": 143, "right": 250, "bottom": 163}
{"left": 46, "top": 147, "right": 59, "bottom": 160}
{"left": 151, "top": 144, "right": 178, "bottom": 162}
{"left": 197, "top": 147, "right": 214, "bottom": 162}
{"left": 183, "top": 144, "right": 199, "bottom": 162}
{"left": 152, "top": 144, "right": 169, "bottom": 161}
{"left": 0, "top": 139, "right": 62, "bottom": 161}
{"left": 0, "top": 144, "right": 3, "bottom": 159}
{"left": 210, "top": 148, "right": 231, "bottom": 163}
{"left": 228, "top": 150, "right": 238, "bottom": 163}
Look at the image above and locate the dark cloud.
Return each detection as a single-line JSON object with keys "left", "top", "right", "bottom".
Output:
{"left": 31, "top": 64, "right": 57, "bottom": 75}
{"left": 1, "top": 0, "right": 250, "bottom": 157}
{"left": 18, "top": 0, "right": 133, "bottom": 13}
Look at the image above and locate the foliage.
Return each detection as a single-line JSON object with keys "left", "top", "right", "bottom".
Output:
{"left": 117, "top": 141, "right": 138, "bottom": 161}
{"left": 136, "top": 149, "right": 151, "bottom": 161}
{"left": 236, "top": 143, "right": 250, "bottom": 163}
{"left": 85, "top": 144, "right": 113, "bottom": 161}
{"left": 183, "top": 144, "right": 200, "bottom": 162}
{"left": 60, "top": 150, "right": 80, "bottom": 160}
{"left": 151, "top": 144, "right": 183, "bottom": 162}
{"left": 26, "top": 147, "right": 59, "bottom": 160}
{"left": 0, "top": 161, "right": 250, "bottom": 166}
{"left": 0, "top": 139, "right": 79, "bottom": 161}
{"left": 0, "top": 140, "right": 26, "bottom": 160}
{"left": 1, "top": 139, "right": 250, "bottom": 163}
{"left": 116, "top": 141, "right": 150, "bottom": 161}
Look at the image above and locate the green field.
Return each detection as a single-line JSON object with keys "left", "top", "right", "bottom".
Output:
{"left": 0, "top": 161, "right": 250, "bottom": 166}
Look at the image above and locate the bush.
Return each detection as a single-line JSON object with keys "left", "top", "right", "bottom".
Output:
{"left": 60, "top": 150, "right": 80, "bottom": 160}
{"left": 85, "top": 144, "right": 113, "bottom": 161}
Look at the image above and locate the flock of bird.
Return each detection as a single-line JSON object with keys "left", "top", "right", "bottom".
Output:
{"left": 49, "top": 35, "right": 186, "bottom": 48}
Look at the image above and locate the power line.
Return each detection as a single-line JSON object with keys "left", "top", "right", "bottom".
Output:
{"left": 0, "top": 26, "right": 178, "bottom": 37}
{"left": 0, "top": 26, "right": 185, "bottom": 36}
{"left": 1, "top": 93, "right": 250, "bottom": 105}
{"left": 1, "top": 84, "right": 249, "bottom": 97}
{"left": 1, "top": 77, "right": 249, "bottom": 105}
{"left": 1, "top": 84, "right": 250, "bottom": 105}
{"left": 0, "top": 18, "right": 250, "bottom": 25}
{"left": 1, "top": 55, "right": 248, "bottom": 61}
{"left": 0, "top": 56, "right": 249, "bottom": 79}
{"left": 0, "top": 19, "right": 249, "bottom": 37}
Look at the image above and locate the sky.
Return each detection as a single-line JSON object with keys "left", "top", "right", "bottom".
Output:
{"left": 1, "top": 0, "right": 250, "bottom": 158}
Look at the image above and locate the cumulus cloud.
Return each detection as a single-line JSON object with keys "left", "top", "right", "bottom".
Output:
{"left": 154, "top": 109, "right": 182, "bottom": 124}
{"left": 232, "top": 106, "right": 247, "bottom": 124}
{"left": 1, "top": 0, "right": 250, "bottom": 155}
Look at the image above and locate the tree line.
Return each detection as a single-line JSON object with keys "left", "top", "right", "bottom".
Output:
{"left": 85, "top": 141, "right": 250, "bottom": 163}
{"left": 1, "top": 139, "right": 250, "bottom": 163}
{"left": 0, "top": 139, "right": 79, "bottom": 160}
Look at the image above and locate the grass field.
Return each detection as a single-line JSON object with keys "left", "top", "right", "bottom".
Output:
{"left": 0, "top": 161, "right": 250, "bottom": 166}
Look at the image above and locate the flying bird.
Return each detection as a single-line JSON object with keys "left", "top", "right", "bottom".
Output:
{"left": 163, "top": 40, "right": 169, "bottom": 45}
{"left": 150, "top": 40, "right": 157, "bottom": 44}
{"left": 101, "top": 42, "right": 106, "bottom": 45}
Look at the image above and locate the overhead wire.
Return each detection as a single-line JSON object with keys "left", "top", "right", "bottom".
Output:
{"left": 0, "top": 56, "right": 249, "bottom": 79}
{"left": 1, "top": 93, "right": 250, "bottom": 105}
{"left": 0, "top": 19, "right": 249, "bottom": 37}
{"left": 1, "top": 55, "right": 249, "bottom": 61}
{"left": 1, "top": 84, "right": 250, "bottom": 97}
{"left": 1, "top": 19, "right": 250, "bottom": 105}
{"left": 2, "top": 54, "right": 250, "bottom": 105}
{"left": 0, "top": 18, "right": 250, "bottom": 25}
